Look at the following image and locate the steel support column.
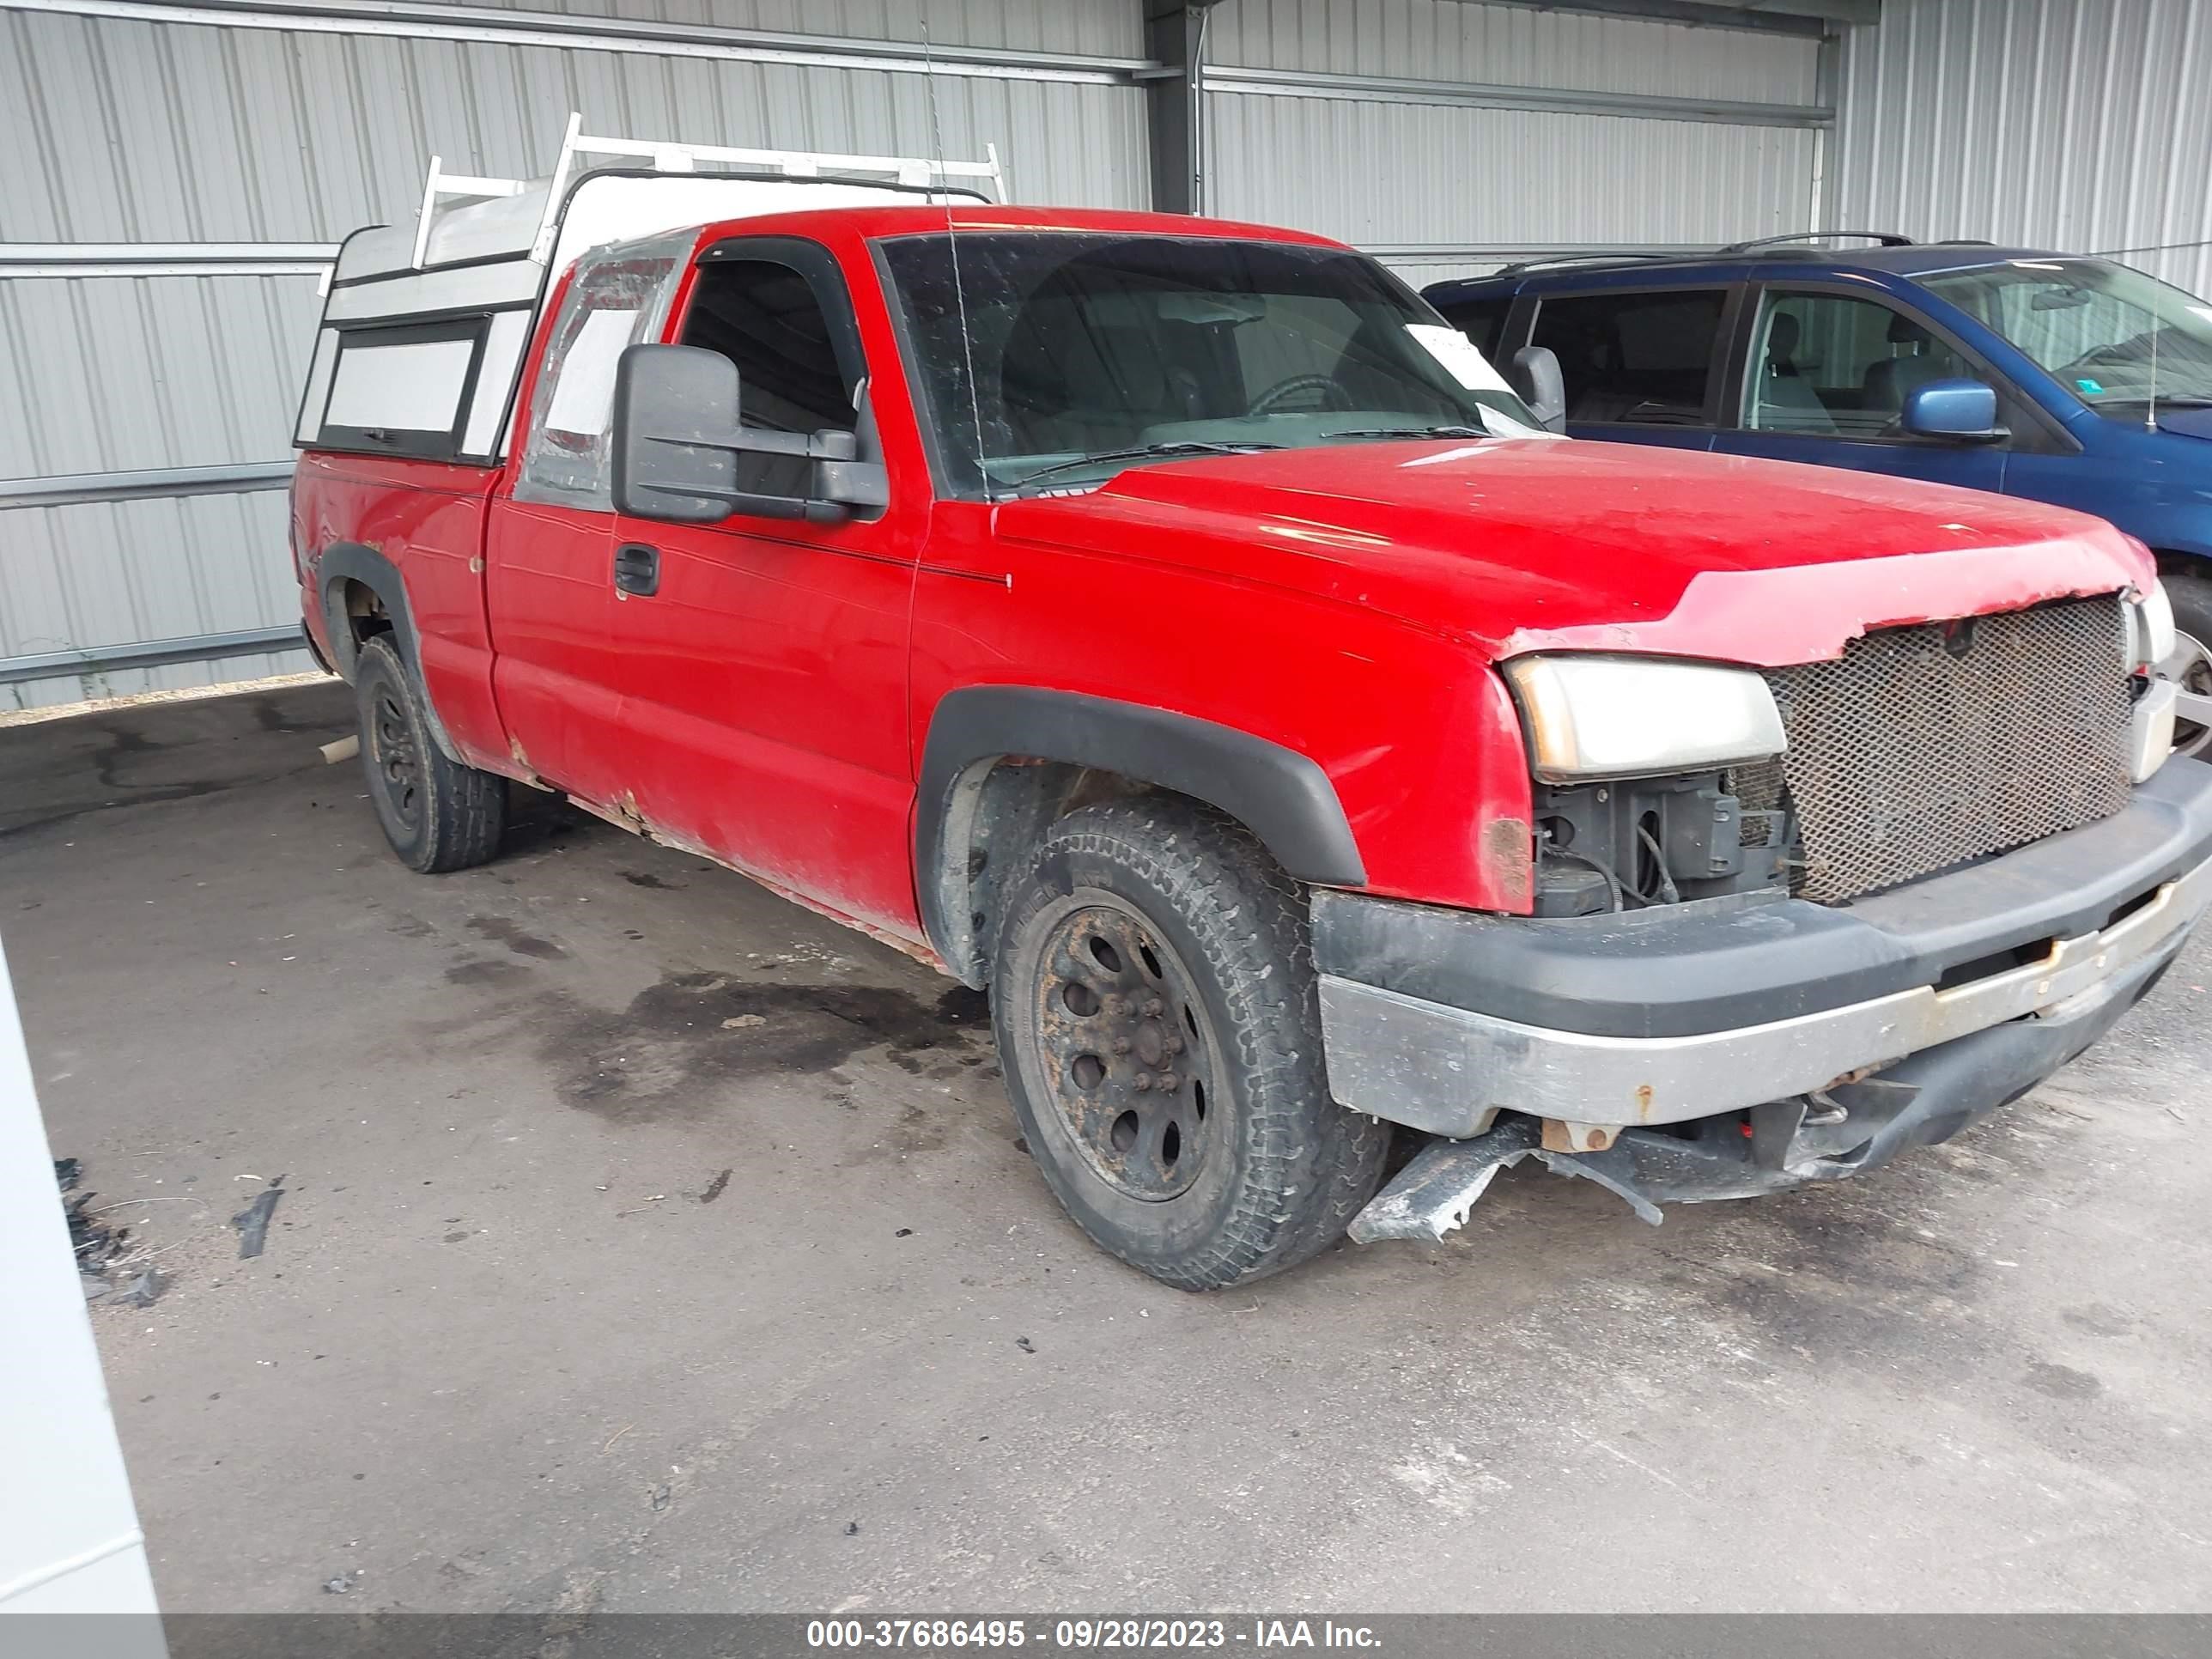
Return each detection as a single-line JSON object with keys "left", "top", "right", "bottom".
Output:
{"left": 1143, "top": 2, "right": 1219, "bottom": 214}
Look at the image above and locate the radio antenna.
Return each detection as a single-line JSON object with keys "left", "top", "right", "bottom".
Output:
{"left": 2146, "top": 294, "right": 2162, "bottom": 434}
{"left": 920, "top": 4, "right": 994, "bottom": 502}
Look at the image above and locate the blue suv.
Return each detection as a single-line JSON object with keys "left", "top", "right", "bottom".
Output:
{"left": 1425, "top": 234, "right": 2212, "bottom": 726}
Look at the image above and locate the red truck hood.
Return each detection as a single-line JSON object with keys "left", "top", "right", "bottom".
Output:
{"left": 990, "top": 438, "right": 2150, "bottom": 665}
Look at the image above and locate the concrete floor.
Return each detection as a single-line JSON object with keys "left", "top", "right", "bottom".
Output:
{"left": 5, "top": 681, "right": 2212, "bottom": 1616}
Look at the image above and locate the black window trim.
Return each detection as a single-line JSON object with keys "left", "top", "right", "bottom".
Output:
{"left": 308, "top": 315, "right": 495, "bottom": 464}
{"left": 1524, "top": 281, "right": 1747, "bottom": 433}
{"left": 1723, "top": 276, "right": 2081, "bottom": 456}
{"left": 689, "top": 233, "right": 872, "bottom": 421}
{"left": 1430, "top": 291, "right": 1516, "bottom": 361}
{"left": 673, "top": 233, "right": 889, "bottom": 523}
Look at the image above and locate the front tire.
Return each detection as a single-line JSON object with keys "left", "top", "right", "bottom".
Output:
{"left": 2160, "top": 569, "right": 2212, "bottom": 762}
{"left": 354, "top": 635, "right": 506, "bottom": 873}
{"left": 991, "top": 799, "right": 1388, "bottom": 1291}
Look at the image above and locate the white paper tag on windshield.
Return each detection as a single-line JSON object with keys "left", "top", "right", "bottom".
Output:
{"left": 1407, "top": 322, "right": 1513, "bottom": 394}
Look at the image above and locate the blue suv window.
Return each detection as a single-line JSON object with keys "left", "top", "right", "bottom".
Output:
{"left": 1745, "top": 290, "right": 1971, "bottom": 437}
{"left": 1528, "top": 289, "right": 1725, "bottom": 427}
{"left": 1432, "top": 295, "right": 1510, "bottom": 360}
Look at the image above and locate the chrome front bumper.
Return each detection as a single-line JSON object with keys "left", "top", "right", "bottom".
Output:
{"left": 1317, "top": 767, "right": 2212, "bottom": 1139}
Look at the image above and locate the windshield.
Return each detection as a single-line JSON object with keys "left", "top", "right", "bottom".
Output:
{"left": 878, "top": 232, "right": 1545, "bottom": 497}
{"left": 1922, "top": 258, "right": 2212, "bottom": 417}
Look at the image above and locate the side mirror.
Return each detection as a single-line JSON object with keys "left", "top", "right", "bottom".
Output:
{"left": 611, "top": 343, "right": 890, "bottom": 525}
{"left": 1900, "top": 377, "right": 2007, "bottom": 443}
{"left": 1508, "top": 345, "right": 1567, "bottom": 434}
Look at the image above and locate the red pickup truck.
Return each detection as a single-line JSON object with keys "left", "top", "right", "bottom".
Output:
{"left": 292, "top": 139, "right": 2210, "bottom": 1289}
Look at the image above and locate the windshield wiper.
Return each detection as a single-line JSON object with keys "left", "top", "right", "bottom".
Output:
{"left": 1006, "top": 441, "right": 1283, "bottom": 495}
{"left": 1321, "top": 423, "right": 1490, "bottom": 441}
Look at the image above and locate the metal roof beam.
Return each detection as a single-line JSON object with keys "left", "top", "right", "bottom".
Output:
{"left": 3, "top": 0, "right": 1153, "bottom": 85}
{"left": 0, "top": 627, "right": 307, "bottom": 687}
{"left": 0, "top": 463, "right": 295, "bottom": 511}
{"left": 1451, "top": 0, "right": 1876, "bottom": 36}
{"left": 1205, "top": 64, "right": 1831, "bottom": 127}
{"left": 0, "top": 243, "right": 336, "bottom": 277}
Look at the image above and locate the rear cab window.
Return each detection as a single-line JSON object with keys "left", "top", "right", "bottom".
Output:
{"left": 514, "top": 231, "right": 694, "bottom": 510}
{"left": 298, "top": 306, "right": 532, "bottom": 465}
{"left": 1528, "top": 288, "right": 1729, "bottom": 428}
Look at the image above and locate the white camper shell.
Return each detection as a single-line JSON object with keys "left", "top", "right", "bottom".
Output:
{"left": 293, "top": 113, "right": 1005, "bottom": 466}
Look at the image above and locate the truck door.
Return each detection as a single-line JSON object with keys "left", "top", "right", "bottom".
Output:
{"left": 606, "top": 235, "right": 924, "bottom": 936}
{"left": 486, "top": 235, "right": 691, "bottom": 805}
{"left": 1711, "top": 285, "right": 2008, "bottom": 495}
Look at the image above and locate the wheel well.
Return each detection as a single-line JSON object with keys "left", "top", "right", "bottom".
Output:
{"left": 340, "top": 579, "right": 395, "bottom": 644}
{"left": 938, "top": 757, "right": 1207, "bottom": 987}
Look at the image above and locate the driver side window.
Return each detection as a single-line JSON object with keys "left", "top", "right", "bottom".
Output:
{"left": 677, "top": 252, "right": 860, "bottom": 501}
{"left": 1743, "top": 291, "right": 1969, "bottom": 437}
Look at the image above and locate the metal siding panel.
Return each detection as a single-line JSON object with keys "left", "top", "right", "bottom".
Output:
{"left": 1, "top": 2, "right": 1142, "bottom": 699}
{"left": 0, "top": 276, "right": 323, "bottom": 475}
{"left": 1834, "top": 0, "right": 2212, "bottom": 298}
{"left": 1, "top": 492, "right": 307, "bottom": 712}
{"left": 3, "top": 11, "right": 1142, "bottom": 242}
{"left": 1208, "top": 91, "right": 1816, "bottom": 270}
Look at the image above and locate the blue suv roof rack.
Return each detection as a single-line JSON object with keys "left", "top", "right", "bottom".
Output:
{"left": 1717, "top": 230, "right": 1915, "bottom": 253}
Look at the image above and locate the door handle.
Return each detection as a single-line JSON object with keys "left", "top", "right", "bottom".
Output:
{"left": 613, "top": 541, "right": 660, "bottom": 598}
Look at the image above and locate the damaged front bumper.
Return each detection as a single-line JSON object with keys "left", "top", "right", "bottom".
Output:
{"left": 1316, "top": 758, "right": 2212, "bottom": 1239}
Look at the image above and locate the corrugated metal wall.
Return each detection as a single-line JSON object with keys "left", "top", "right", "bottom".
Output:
{"left": 0, "top": 0, "right": 1850, "bottom": 710}
{"left": 0, "top": 0, "right": 1148, "bottom": 708}
{"left": 1832, "top": 0, "right": 2212, "bottom": 297}
{"left": 1203, "top": 0, "right": 1828, "bottom": 289}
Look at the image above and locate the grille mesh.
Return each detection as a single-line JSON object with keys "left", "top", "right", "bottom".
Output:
{"left": 1764, "top": 599, "right": 2130, "bottom": 904}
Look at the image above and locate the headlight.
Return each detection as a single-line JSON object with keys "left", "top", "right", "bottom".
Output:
{"left": 2128, "top": 580, "right": 2176, "bottom": 673}
{"left": 1505, "top": 655, "right": 1787, "bottom": 782}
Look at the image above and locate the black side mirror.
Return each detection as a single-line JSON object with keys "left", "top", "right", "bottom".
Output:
{"left": 611, "top": 343, "right": 890, "bottom": 525}
{"left": 1900, "top": 377, "right": 2008, "bottom": 444}
{"left": 1508, "top": 346, "right": 1568, "bottom": 434}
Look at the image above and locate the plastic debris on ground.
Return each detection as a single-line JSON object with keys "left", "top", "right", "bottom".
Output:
{"left": 232, "top": 1178, "right": 286, "bottom": 1258}
{"left": 58, "top": 1156, "right": 138, "bottom": 1299}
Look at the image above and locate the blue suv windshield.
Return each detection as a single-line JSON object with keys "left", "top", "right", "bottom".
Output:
{"left": 1923, "top": 258, "right": 2212, "bottom": 416}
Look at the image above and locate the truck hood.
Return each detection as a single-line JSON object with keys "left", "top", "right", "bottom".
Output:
{"left": 989, "top": 438, "right": 2151, "bottom": 665}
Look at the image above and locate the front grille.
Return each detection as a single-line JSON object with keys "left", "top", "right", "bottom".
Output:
{"left": 1763, "top": 598, "right": 2130, "bottom": 904}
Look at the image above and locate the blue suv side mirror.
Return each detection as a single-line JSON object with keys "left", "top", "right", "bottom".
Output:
{"left": 1901, "top": 378, "right": 2007, "bottom": 443}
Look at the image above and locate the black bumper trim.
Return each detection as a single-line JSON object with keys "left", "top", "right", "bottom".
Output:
{"left": 1313, "top": 757, "right": 2212, "bottom": 1040}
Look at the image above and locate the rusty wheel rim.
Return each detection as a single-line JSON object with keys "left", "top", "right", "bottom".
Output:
{"left": 1028, "top": 898, "right": 1219, "bottom": 1202}
{"left": 369, "top": 686, "right": 422, "bottom": 833}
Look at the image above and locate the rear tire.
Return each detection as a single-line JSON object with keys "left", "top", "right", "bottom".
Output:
{"left": 354, "top": 635, "right": 505, "bottom": 873}
{"left": 990, "top": 799, "right": 1389, "bottom": 1291}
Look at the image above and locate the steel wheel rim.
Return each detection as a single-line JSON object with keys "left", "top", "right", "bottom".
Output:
{"left": 369, "top": 687, "right": 422, "bottom": 832}
{"left": 1027, "top": 896, "right": 1221, "bottom": 1202}
{"left": 2160, "top": 631, "right": 2212, "bottom": 762}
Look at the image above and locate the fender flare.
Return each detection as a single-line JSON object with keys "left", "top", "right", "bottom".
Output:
{"left": 915, "top": 686, "right": 1366, "bottom": 975}
{"left": 314, "top": 542, "right": 465, "bottom": 764}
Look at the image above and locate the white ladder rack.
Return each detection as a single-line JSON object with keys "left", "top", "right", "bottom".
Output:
{"left": 410, "top": 110, "right": 1007, "bottom": 270}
